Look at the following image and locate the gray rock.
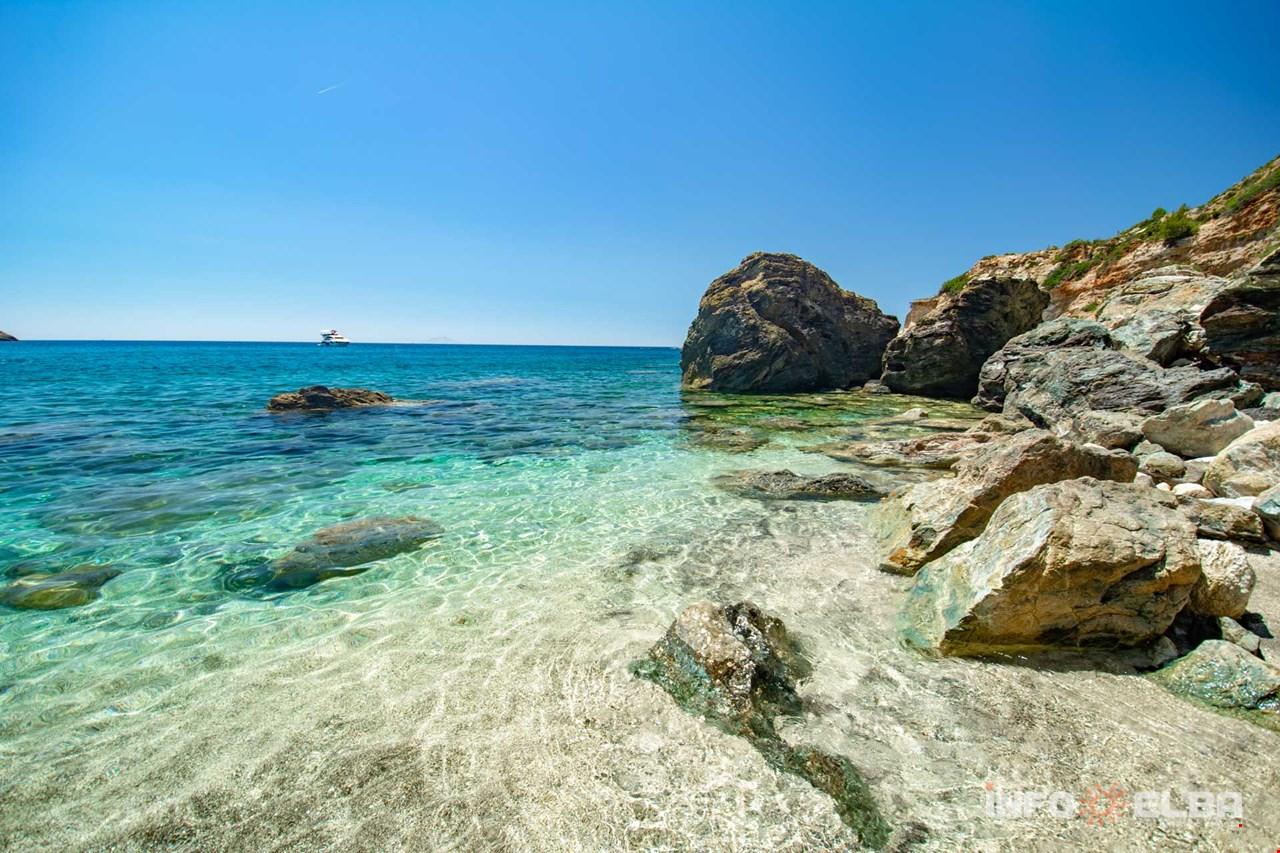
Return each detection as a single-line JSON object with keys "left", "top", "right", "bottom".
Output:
{"left": 1150, "top": 640, "right": 1280, "bottom": 731}
{"left": 881, "top": 277, "right": 1048, "bottom": 399}
{"left": 268, "top": 385, "right": 394, "bottom": 411}
{"left": 712, "top": 469, "right": 883, "bottom": 502}
{"left": 1218, "top": 617, "right": 1262, "bottom": 655}
{"left": 862, "top": 379, "right": 891, "bottom": 394}
{"left": 1198, "top": 248, "right": 1280, "bottom": 392}
{"left": 1108, "top": 309, "right": 1189, "bottom": 364}
{"left": 1255, "top": 484, "right": 1280, "bottom": 540}
{"left": 1182, "top": 457, "right": 1214, "bottom": 485}
{"left": 1175, "top": 496, "right": 1266, "bottom": 543}
{"left": 1139, "top": 451, "right": 1186, "bottom": 483}
{"left": 1204, "top": 421, "right": 1280, "bottom": 498}
{"left": 1263, "top": 392, "right": 1280, "bottom": 409}
{"left": 900, "top": 478, "right": 1201, "bottom": 654}
{"left": 1054, "top": 410, "right": 1145, "bottom": 450}
{"left": 1141, "top": 399, "right": 1254, "bottom": 459}
{"left": 878, "top": 432, "right": 1138, "bottom": 574}
{"left": 972, "top": 318, "right": 1114, "bottom": 411}
{"left": 680, "top": 253, "right": 898, "bottom": 393}
{"left": 1172, "top": 482, "right": 1213, "bottom": 499}
{"left": 1189, "top": 540, "right": 1255, "bottom": 619}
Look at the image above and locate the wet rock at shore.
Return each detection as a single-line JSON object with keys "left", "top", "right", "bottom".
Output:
{"left": 679, "top": 253, "right": 899, "bottom": 393}
{"left": 226, "top": 516, "right": 443, "bottom": 592}
{"left": 1203, "top": 421, "right": 1280, "bottom": 498}
{"left": 1188, "top": 540, "right": 1255, "bottom": 619}
{"left": 1150, "top": 640, "right": 1280, "bottom": 731}
{"left": 877, "top": 431, "right": 1138, "bottom": 574}
{"left": 267, "top": 385, "right": 394, "bottom": 411}
{"left": 713, "top": 470, "right": 883, "bottom": 502}
{"left": 632, "top": 602, "right": 891, "bottom": 846}
{"left": 880, "top": 277, "right": 1048, "bottom": 399}
{"left": 686, "top": 426, "right": 769, "bottom": 453}
{"left": 1141, "top": 399, "right": 1254, "bottom": 459}
{"left": 0, "top": 565, "right": 122, "bottom": 610}
{"left": 899, "top": 478, "right": 1201, "bottom": 654}
{"left": 810, "top": 429, "right": 1000, "bottom": 470}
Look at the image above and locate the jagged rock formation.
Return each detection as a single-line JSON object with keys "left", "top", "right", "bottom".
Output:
{"left": 877, "top": 431, "right": 1137, "bottom": 574}
{"left": 879, "top": 277, "right": 1047, "bottom": 398}
{"left": 267, "top": 385, "right": 393, "bottom": 411}
{"left": 1199, "top": 249, "right": 1280, "bottom": 389}
{"left": 680, "top": 253, "right": 898, "bottom": 393}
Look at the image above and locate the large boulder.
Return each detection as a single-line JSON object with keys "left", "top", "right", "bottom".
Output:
{"left": 225, "top": 516, "right": 443, "bottom": 591}
{"left": 880, "top": 277, "right": 1047, "bottom": 398}
{"left": 0, "top": 565, "right": 122, "bottom": 610}
{"left": 878, "top": 431, "right": 1137, "bottom": 574}
{"left": 1140, "top": 399, "right": 1254, "bottom": 459}
{"left": 1150, "top": 640, "right": 1280, "bottom": 731}
{"left": 680, "top": 253, "right": 898, "bottom": 393}
{"left": 1203, "top": 421, "right": 1280, "bottom": 497}
{"left": 899, "top": 478, "right": 1201, "bottom": 654}
{"left": 1199, "top": 248, "right": 1280, "bottom": 391}
{"left": 972, "top": 319, "right": 1253, "bottom": 429}
{"left": 1093, "top": 267, "right": 1230, "bottom": 365}
{"left": 267, "top": 385, "right": 394, "bottom": 411}
{"left": 712, "top": 470, "right": 883, "bottom": 502}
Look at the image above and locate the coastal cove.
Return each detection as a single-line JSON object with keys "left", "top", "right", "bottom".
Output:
{"left": 2, "top": 341, "right": 1278, "bottom": 849}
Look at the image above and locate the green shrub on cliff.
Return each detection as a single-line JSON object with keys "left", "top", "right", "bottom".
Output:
{"left": 1223, "top": 168, "right": 1280, "bottom": 214}
{"left": 939, "top": 273, "right": 969, "bottom": 295}
{"left": 1151, "top": 204, "right": 1198, "bottom": 244}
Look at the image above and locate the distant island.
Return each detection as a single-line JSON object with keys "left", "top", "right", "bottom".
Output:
{"left": 0, "top": 330, "right": 17, "bottom": 341}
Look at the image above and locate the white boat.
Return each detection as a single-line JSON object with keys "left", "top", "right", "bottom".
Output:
{"left": 319, "top": 329, "right": 350, "bottom": 347}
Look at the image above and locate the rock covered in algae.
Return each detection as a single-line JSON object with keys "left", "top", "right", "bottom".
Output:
{"left": 0, "top": 565, "right": 122, "bottom": 610}
{"left": 712, "top": 469, "right": 884, "bottom": 502}
{"left": 266, "top": 385, "right": 393, "bottom": 411}
{"left": 632, "top": 601, "right": 892, "bottom": 848}
{"left": 1150, "top": 640, "right": 1280, "bottom": 731}
{"left": 226, "top": 516, "right": 443, "bottom": 592}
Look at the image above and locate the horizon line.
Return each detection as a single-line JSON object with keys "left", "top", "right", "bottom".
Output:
{"left": 0, "top": 338, "right": 681, "bottom": 349}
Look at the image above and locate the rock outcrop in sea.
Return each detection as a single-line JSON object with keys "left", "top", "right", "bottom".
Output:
{"left": 680, "top": 253, "right": 898, "bottom": 393}
{"left": 267, "top": 385, "right": 394, "bottom": 411}
{"left": 0, "top": 330, "right": 17, "bottom": 341}
{"left": 880, "top": 277, "right": 1048, "bottom": 398}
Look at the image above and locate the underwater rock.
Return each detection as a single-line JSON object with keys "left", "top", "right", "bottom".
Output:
{"left": 632, "top": 602, "right": 890, "bottom": 847}
{"left": 1150, "top": 640, "right": 1280, "bottom": 731}
{"left": 899, "top": 478, "right": 1201, "bottom": 654}
{"left": 680, "top": 252, "right": 899, "bottom": 393}
{"left": 227, "top": 516, "right": 443, "bottom": 592}
{"left": 0, "top": 565, "right": 122, "bottom": 610}
{"left": 712, "top": 469, "right": 883, "bottom": 502}
{"left": 878, "top": 431, "right": 1137, "bottom": 574}
{"left": 266, "top": 385, "right": 394, "bottom": 411}
{"left": 686, "top": 427, "right": 769, "bottom": 453}
{"left": 811, "top": 429, "right": 999, "bottom": 470}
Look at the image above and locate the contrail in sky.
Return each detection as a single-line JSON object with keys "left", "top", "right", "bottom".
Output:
{"left": 316, "top": 82, "right": 344, "bottom": 95}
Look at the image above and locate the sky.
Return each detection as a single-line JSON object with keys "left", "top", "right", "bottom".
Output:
{"left": 2, "top": 1, "right": 1279, "bottom": 345}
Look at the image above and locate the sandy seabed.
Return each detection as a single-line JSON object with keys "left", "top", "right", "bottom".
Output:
{"left": 1, "top": 497, "right": 1277, "bottom": 853}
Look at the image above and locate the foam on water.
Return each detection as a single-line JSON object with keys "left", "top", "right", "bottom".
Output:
{"left": 1, "top": 342, "right": 1276, "bottom": 850}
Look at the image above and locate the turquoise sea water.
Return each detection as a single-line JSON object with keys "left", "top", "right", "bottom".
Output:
{"left": 4, "top": 342, "right": 1280, "bottom": 850}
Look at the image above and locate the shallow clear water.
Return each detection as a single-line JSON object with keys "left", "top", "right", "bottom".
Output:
{"left": 2, "top": 342, "right": 1276, "bottom": 851}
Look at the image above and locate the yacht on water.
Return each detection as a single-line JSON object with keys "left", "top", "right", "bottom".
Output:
{"left": 319, "top": 329, "right": 351, "bottom": 347}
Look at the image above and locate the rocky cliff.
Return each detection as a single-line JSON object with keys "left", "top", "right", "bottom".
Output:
{"left": 681, "top": 253, "right": 898, "bottom": 393}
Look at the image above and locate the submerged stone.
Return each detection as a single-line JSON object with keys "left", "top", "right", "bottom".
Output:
{"left": 227, "top": 516, "right": 443, "bottom": 592}
{"left": 266, "top": 385, "right": 394, "bottom": 411}
{"left": 0, "top": 565, "right": 122, "bottom": 610}
{"left": 712, "top": 469, "right": 883, "bottom": 502}
{"left": 632, "top": 601, "right": 890, "bottom": 847}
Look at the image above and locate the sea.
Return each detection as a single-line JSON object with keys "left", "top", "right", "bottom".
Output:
{"left": 1, "top": 341, "right": 1275, "bottom": 851}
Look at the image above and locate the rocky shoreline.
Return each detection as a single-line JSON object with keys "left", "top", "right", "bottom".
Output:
{"left": 662, "top": 155, "right": 1280, "bottom": 836}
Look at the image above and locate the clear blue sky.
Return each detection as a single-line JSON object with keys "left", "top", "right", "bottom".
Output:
{"left": 3, "top": 1, "right": 1278, "bottom": 345}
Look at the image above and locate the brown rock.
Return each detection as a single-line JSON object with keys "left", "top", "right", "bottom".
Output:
{"left": 267, "top": 385, "right": 394, "bottom": 411}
